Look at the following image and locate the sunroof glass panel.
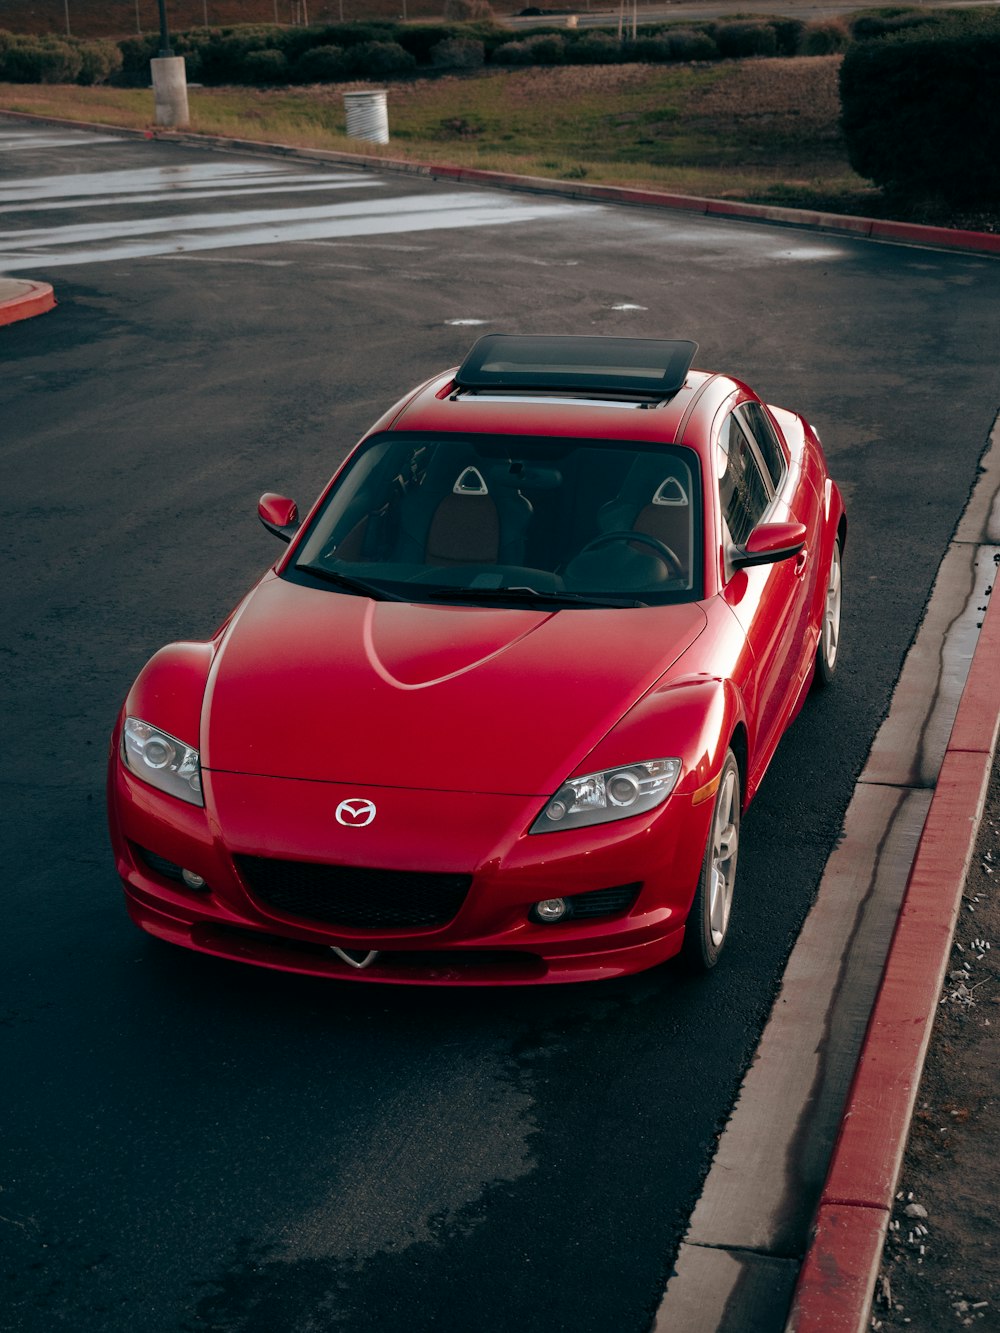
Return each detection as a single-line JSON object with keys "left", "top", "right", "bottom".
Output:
{"left": 455, "top": 335, "right": 698, "bottom": 396}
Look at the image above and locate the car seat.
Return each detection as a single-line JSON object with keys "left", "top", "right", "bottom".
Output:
{"left": 394, "top": 452, "right": 533, "bottom": 569}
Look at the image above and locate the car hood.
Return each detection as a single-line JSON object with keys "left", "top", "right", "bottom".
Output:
{"left": 202, "top": 575, "right": 707, "bottom": 795}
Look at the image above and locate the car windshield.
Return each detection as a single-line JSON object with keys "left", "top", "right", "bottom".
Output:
{"left": 288, "top": 432, "right": 702, "bottom": 608}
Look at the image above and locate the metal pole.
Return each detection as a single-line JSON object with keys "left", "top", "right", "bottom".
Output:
{"left": 135, "top": 0, "right": 142, "bottom": 35}
{"left": 157, "top": 0, "right": 172, "bottom": 56}
{"left": 64, "top": 0, "right": 70, "bottom": 36}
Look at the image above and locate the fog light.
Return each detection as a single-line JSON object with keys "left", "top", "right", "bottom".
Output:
{"left": 533, "top": 898, "right": 569, "bottom": 923}
{"left": 181, "top": 868, "right": 207, "bottom": 890}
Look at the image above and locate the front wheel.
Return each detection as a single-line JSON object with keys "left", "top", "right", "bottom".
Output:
{"left": 680, "top": 749, "right": 741, "bottom": 972}
{"left": 813, "top": 537, "right": 842, "bottom": 688}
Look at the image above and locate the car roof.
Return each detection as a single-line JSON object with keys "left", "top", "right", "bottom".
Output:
{"left": 377, "top": 335, "right": 744, "bottom": 453}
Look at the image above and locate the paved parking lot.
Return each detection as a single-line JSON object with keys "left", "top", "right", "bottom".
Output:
{"left": 3, "top": 119, "right": 1000, "bottom": 1332}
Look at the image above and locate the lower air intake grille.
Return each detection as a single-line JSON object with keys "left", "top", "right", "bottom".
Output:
{"left": 233, "top": 855, "right": 472, "bottom": 931}
{"left": 567, "top": 883, "right": 642, "bottom": 919}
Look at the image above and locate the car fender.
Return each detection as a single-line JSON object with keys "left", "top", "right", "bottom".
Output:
{"left": 122, "top": 641, "right": 216, "bottom": 752}
{"left": 579, "top": 675, "right": 746, "bottom": 808}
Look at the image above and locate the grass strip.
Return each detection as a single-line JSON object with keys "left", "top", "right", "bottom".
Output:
{"left": 1, "top": 58, "right": 992, "bottom": 227}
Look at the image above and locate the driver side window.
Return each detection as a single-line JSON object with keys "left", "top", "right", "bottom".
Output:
{"left": 717, "top": 413, "right": 771, "bottom": 547}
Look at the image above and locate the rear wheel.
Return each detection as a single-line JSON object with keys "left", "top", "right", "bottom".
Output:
{"left": 680, "top": 749, "right": 741, "bottom": 972}
{"left": 814, "top": 537, "right": 842, "bottom": 687}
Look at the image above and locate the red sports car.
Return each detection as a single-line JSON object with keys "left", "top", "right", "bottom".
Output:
{"left": 108, "top": 336, "right": 845, "bottom": 985}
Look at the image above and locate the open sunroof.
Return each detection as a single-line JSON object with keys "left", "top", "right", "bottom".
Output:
{"left": 454, "top": 335, "right": 699, "bottom": 398}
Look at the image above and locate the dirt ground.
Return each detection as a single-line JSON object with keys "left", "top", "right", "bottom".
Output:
{"left": 874, "top": 760, "right": 1000, "bottom": 1332}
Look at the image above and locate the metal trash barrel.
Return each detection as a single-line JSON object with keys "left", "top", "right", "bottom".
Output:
{"left": 343, "top": 90, "right": 389, "bottom": 145}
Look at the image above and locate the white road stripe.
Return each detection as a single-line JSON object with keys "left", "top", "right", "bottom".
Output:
{"left": 0, "top": 133, "right": 121, "bottom": 150}
{"left": 0, "top": 192, "right": 590, "bottom": 270}
{"left": 0, "top": 162, "right": 369, "bottom": 202}
{"left": 0, "top": 180, "right": 382, "bottom": 216}
{"left": 0, "top": 199, "right": 588, "bottom": 270}
{"left": 0, "top": 190, "right": 503, "bottom": 248}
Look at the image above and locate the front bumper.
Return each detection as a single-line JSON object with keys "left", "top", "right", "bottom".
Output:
{"left": 108, "top": 752, "right": 712, "bottom": 986}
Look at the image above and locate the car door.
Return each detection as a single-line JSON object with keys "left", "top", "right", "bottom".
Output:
{"left": 716, "top": 404, "right": 809, "bottom": 770}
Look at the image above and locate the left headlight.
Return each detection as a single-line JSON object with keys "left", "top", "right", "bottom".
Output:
{"left": 530, "top": 758, "right": 681, "bottom": 834}
{"left": 122, "top": 717, "right": 203, "bottom": 807}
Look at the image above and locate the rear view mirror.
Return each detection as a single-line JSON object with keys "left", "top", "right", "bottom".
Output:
{"left": 258, "top": 492, "right": 299, "bottom": 543}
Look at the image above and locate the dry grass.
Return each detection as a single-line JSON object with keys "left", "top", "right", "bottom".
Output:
{"left": 0, "top": 58, "right": 879, "bottom": 211}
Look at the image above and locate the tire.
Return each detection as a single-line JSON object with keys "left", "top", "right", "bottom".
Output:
{"left": 813, "top": 536, "right": 842, "bottom": 688}
{"left": 680, "top": 748, "right": 741, "bottom": 972}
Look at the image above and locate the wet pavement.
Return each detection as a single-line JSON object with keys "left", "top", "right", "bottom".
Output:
{"left": 3, "top": 116, "right": 1000, "bottom": 1333}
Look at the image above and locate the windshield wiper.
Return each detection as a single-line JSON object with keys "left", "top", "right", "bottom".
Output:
{"left": 424, "top": 586, "right": 647, "bottom": 609}
{"left": 295, "top": 564, "right": 409, "bottom": 602}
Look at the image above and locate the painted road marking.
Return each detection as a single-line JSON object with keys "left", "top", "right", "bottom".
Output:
{"left": 0, "top": 190, "right": 591, "bottom": 271}
{"left": 0, "top": 131, "right": 122, "bottom": 150}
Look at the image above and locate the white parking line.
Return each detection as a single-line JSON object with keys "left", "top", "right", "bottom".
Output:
{"left": 0, "top": 191, "right": 591, "bottom": 271}
{"left": 0, "top": 132, "right": 121, "bottom": 150}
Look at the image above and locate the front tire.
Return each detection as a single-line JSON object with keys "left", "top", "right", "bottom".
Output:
{"left": 814, "top": 537, "right": 842, "bottom": 688}
{"left": 680, "top": 749, "right": 741, "bottom": 972}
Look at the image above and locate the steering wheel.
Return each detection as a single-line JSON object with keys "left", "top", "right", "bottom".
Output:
{"left": 575, "top": 530, "right": 684, "bottom": 580}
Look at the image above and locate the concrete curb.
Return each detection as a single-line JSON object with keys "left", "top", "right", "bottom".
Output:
{"left": 0, "top": 277, "right": 56, "bottom": 326}
{"left": 2, "top": 106, "right": 1000, "bottom": 258}
{"left": 787, "top": 569, "right": 1000, "bottom": 1331}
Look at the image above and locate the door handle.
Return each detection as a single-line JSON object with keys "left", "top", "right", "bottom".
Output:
{"left": 794, "top": 548, "right": 809, "bottom": 577}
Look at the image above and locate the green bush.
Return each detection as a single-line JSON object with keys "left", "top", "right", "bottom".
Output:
{"left": 666, "top": 27, "right": 719, "bottom": 60}
{"left": 802, "top": 18, "right": 850, "bottom": 54}
{"left": 395, "top": 24, "right": 456, "bottom": 62}
{"left": 348, "top": 39, "right": 416, "bottom": 77}
{"left": 74, "top": 38, "right": 123, "bottom": 85}
{"left": 0, "top": 36, "right": 83, "bottom": 84}
{"left": 243, "top": 47, "right": 290, "bottom": 83}
{"left": 623, "top": 35, "right": 676, "bottom": 63}
{"left": 293, "top": 43, "right": 350, "bottom": 82}
{"left": 115, "top": 33, "right": 159, "bottom": 84}
{"left": 849, "top": 9, "right": 938, "bottom": 40}
{"left": 714, "top": 21, "right": 778, "bottom": 58}
{"left": 282, "top": 21, "right": 396, "bottom": 62}
{"left": 567, "top": 31, "right": 622, "bottom": 63}
{"left": 770, "top": 17, "right": 805, "bottom": 55}
{"left": 839, "top": 14, "right": 1000, "bottom": 204}
{"left": 493, "top": 33, "right": 565, "bottom": 64}
{"left": 430, "top": 36, "right": 485, "bottom": 68}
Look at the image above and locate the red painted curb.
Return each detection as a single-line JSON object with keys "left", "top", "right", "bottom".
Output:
{"left": 787, "top": 578, "right": 1000, "bottom": 1331}
{"left": 2, "top": 106, "right": 1000, "bottom": 257}
{"left": 788, "top": 1204, "right": 890, "bottom": 1333}
{"left": 0, "top": 279, "right": 56, "bottom": 326}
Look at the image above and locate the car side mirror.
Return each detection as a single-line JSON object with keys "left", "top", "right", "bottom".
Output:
{"left": 258, "top": 493, "right": 299, "bottom": 543}
{"left": 730, "top": 520, "right": 807, "bottom": 570}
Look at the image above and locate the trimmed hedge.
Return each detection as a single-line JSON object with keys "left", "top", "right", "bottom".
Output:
{"left": 839, "top": 14, "right": 1000, "bottom": 204}
{"left": 0, "top": 32, "right": 124, "bottom": 84}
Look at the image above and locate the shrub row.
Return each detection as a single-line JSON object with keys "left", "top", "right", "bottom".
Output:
{"left": 840, "top": 12, "right": 1000, "bottom": 205}
{"left": 3, "top": 8, "right": 996, "bottom": 89}
{"left": 0, "top": 30, "right": 122, "bottom": 84}
{"left": 105, "top": 15, "right": 864, "bottom": 86}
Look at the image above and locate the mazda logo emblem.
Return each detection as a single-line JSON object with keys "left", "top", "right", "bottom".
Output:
{"left": 335, "top": 798, "right": 376, "bottom": 827}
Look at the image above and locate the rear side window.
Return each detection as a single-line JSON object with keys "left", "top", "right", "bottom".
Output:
{"left": 717, "top": 413, "right": 770, "bottom": 546}
{"left": 740, "top": 402, "right": 786, "bottom": 489}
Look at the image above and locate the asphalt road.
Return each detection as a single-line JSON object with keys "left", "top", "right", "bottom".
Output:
{"left": 507, "top": 0, "right": 1000, "bottom": 26}
{"left": 3, "top": 121, "right": 1000, "bottom": 1333}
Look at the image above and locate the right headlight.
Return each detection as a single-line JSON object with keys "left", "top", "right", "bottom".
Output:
{"left": 122, "top": 717, "right": 203, "bottom": 807}
{"left": 530, "top": 758, "right": 681, "bottom": 834}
